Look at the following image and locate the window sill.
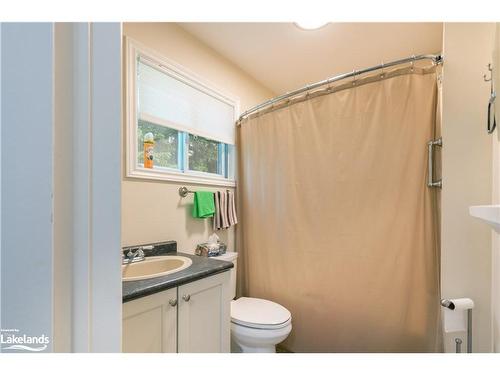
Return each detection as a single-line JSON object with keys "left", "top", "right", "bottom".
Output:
{"left": 127, "top": 167, "right": 236, "bottom": 187}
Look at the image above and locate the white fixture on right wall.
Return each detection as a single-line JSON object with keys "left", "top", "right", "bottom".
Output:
{"left": 469, "top": 205, "right": 500, "bottom": 233}
{"left": 294, "top": 21, "right": 329, "bottom": 30}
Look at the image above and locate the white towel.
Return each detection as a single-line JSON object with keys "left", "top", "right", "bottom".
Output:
{"left": 227, "top": 191, "right": 238, "bottom": 226}
{"left": 213, "top": 192, "right": 221, "bottom": 230}
{"left": 220, "top": 191, "right": 229, "bottom": 228}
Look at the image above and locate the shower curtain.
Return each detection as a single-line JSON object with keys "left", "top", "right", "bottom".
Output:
{"left": 236, "top": 65, "right": 441, "bottom": 352}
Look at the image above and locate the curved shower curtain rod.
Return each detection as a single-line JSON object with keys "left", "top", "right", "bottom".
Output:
{"left": 237, "top": 53, "right": 443, "bottom": 125}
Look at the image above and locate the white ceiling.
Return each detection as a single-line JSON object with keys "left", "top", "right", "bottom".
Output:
{"left": 178, "top": 22, "right": 443, "bottom": 95}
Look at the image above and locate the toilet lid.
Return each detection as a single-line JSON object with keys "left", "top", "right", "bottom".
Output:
{"left": 231, "top": 297, "right": 291, "bottom": 329}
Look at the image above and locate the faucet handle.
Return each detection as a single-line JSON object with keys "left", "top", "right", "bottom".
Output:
{"left": 126, "top": 246, "right": 145, "bottom": 258}
{"left": 126, "top": 247, "right": 137, "bottom": 257}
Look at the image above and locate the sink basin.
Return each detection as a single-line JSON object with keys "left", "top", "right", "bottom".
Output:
{"left": 122, "top": 256, "right": 192, "bottom": 281}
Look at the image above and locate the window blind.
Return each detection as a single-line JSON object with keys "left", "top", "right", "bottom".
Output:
{"left": 137, "top": 58, "right": 236, "bottom": 145}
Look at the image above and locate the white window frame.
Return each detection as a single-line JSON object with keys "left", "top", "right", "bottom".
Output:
{"left": 125, "top": 37, "right": 239, "bottom": 187}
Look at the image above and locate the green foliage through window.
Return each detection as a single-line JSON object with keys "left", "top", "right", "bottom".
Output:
{"left": 137, "top": 119, "right": 233, "bottom": 179}
{"left": 188, "top": 134, "right": 219, "bottom": 174}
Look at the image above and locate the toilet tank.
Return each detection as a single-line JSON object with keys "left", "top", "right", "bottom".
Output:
{"left": 213, "top": 251, "right": 238, "bottom": 300}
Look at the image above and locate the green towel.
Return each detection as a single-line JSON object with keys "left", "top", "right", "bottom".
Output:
{"left": 192, "top": 191, "right": 215, "bottom": 218}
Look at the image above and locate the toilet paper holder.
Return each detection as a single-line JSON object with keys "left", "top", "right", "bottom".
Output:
{"left": 441, "top": 299, "right": 473, "bottom": 353}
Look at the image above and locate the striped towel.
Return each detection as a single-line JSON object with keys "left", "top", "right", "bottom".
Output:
{"left": 213, "top": 190, "right": 238, "bottom": 230}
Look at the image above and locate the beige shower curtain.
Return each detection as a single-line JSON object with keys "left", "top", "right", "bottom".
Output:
{"left": 236, "top": 65, "right": 441, "bottom": 352}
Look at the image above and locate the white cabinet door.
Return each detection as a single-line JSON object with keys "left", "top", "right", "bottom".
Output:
{"left": 177, "top": 272, "right": 230, "bottom": 353}
{"left": 122, "top": 288, "right": 177, "bottom": 353}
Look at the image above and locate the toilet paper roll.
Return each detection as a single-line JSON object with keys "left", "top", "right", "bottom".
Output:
{"left": 442, "top": 298, "right": 474, "bottom": 333}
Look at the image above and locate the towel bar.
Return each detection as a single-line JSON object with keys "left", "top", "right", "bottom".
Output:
{"left": 179, "top": 186, "right": 232, "bottom": 198}
{"left": 179, "top": 187, "right": 194, "bottom": 197}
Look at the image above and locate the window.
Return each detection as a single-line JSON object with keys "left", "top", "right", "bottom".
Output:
{"left": 188, "top": 134, "right": 220, "bottom": 174}
{"left": 126, "top": 38, "right": 239, "bottom": 186}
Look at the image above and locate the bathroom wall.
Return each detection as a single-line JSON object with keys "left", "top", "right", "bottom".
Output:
{"left": 121, "top": 23, "right": 274, "bottom": 252}
{"left": 493, "top": 121, "right": 500, "bottom": 351}
{"left": 492, "top": 23, "right": 500, "bottom": 353}
{"left": 441, "top": 22, "right": 496, "bottom": 352}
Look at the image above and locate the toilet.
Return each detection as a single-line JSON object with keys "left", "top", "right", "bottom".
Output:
{"left": 215, "top": 252, "right": 292, "bottom": 353}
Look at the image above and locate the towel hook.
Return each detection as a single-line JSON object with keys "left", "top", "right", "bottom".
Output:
{"left": 484, "top": 63, "right": 493, "bottom": 82}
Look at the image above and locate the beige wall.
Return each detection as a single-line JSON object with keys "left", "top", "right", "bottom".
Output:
{"left": 441, "top": 23, "right": 496, "bottom": 352}
{"left": 493, "top": 116, "right": 500, "bottom": 352}
{"left": 492, "top": 23, "right": 500, "bottom": 353}
{"left": 121, "top": 23, "right": 274, "bottom": 252}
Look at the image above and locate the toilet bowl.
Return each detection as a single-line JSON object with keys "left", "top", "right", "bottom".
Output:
{"left": 214, "top": 252, "right": 292, "bottom": 353}
{"left": 230, "top": 297, "right": 292, "bottom": 353}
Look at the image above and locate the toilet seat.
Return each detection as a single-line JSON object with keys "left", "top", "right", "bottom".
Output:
{"left": 231, "top": 297, "right": 292, "bottom": 330}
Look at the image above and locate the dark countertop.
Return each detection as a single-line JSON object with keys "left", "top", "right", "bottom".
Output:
{"left": 122, "top": 250, "right": 233, "bottom": 303}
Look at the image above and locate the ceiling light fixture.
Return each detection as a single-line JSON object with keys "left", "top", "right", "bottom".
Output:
{"left": 294, "top": 21, "right": 329, "bottom": 30}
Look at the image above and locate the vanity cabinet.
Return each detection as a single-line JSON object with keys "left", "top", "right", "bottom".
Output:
{"left": 122, "top": 288, "right": 177, "bottom": 353}
{"left": 122, "top": 271, "right": 230, "bottom": 353}
{"left": 177, "top": 272, "right": 230, "bottom": 353}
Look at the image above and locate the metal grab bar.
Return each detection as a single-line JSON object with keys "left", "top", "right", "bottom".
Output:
{"left": 484, "top": 63, "right": 497, "bottom": 134}
{"left": 427, "top": 137, "right": 442, "bottom": 188}
{"left": 488, "top": 94, "right": 497, "bottom": 134}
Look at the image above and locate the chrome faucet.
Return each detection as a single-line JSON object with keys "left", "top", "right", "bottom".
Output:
{"left": 122, "top": 247, "right": 146, "bottom": 264}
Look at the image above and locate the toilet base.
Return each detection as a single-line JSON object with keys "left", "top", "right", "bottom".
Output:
{"left": 230, "top": 321, "right": 292, "bottom": 353}
{"left": 232, "top": 341, "right": 276, "bottom": 353}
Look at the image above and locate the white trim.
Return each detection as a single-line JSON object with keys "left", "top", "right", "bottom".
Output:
{"left": 124, "top": 37, "right": 240, "bottom": 186}
{"left": 89, "top": 22, "right": 122, "bottom": 353}
{"left": 72, "top": 22, "right": 92, "bottom": 353}
{"left": 128, "top": 167, "right": 236, "bottom": 187}
{"left": 72, "top": 22, "right": 122, "bottom": 353}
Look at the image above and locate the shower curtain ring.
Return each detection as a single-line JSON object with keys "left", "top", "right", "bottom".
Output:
{"left": 305, "top": 84, "right": 311, "bottom": 98}
{"left": 326, "top": 79, "right": 332, "bottom": 92}
{"left": 352, "top": 70, "right": 357, "bottom": 86}
{"left": 380, "top": 62, "right": 385, "bottom": 78}
{"left": 410, "top": 55, "right": 416, "bottom": 72}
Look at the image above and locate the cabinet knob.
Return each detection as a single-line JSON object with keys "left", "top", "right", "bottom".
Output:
{"left": 169, "top": 299, "right": 177, "bottom": 307}
{"left": 182, "top": 294, "right": 191, "bottom": 302}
